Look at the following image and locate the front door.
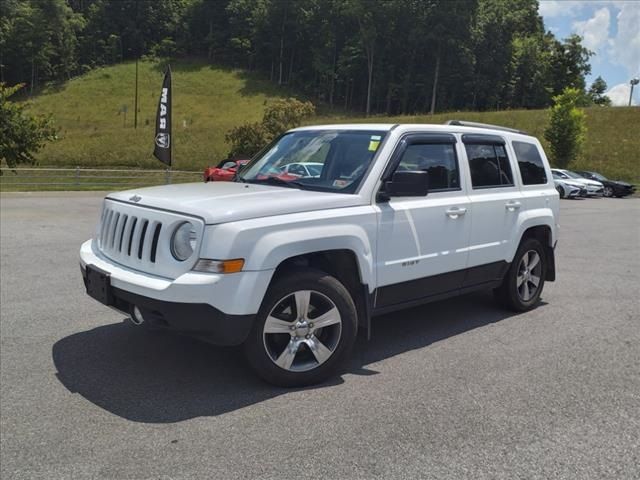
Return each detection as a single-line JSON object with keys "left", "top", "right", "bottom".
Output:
{"left": 375, "top": 134, "right": 472, "bottom": 308}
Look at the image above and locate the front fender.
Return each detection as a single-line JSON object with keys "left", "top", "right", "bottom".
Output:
{"left": 245, "top": 224, "right": 375, "bottom": 287}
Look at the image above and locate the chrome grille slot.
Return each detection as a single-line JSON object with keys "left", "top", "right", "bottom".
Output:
{"left": 95, "top": 199, "right": 204, "bottom": 278}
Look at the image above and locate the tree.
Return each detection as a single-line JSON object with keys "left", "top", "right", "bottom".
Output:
{"left": 0, "top": 83, "right": 57, "bottom": 169}
{"left": 544, "top": 87, "right": 586, "bottom": 168}
{"left": 587, "top": 76, "right": 611, "bottom": 106}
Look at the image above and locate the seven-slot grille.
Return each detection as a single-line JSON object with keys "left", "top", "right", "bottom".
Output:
{"left": 98, "top": 206, "right": 162, "bottom": 264}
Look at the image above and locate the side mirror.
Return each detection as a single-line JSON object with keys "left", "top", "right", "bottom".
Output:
{"left": 384, "top": 170, "right": 429, "bottom": 197}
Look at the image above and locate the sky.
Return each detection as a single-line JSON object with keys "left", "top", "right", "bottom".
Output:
{"left": 539, "top": 0, "right": 640, "bottom": 106}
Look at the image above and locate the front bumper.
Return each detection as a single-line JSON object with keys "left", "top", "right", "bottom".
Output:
{"left": 79, "top": 239, "right": 274, "bottom": 345}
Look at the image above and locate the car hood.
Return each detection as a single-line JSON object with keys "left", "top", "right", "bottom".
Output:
{"left": 611, "top": 180, "right": 634, "bottom": 187}
{"left": 570, "top": 177, "right": 602, "bottom": 187}
{"left": 107, "top": 181, "right": 364, "bottom": 224}
{"left": 555, "top": 179, "right": 584, "bottom": 188}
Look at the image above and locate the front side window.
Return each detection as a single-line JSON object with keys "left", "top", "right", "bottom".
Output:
{"left": 396, "top": 143, "right": 459, "bottom": 191}
{"left": 465, "top": 143, "right": 514, "bottom": 188}
{"left": 239, "top": 130, "right": 386, "bottom": 193}
{"left": 513, "top": 141, "right": 547, "bottom": 185}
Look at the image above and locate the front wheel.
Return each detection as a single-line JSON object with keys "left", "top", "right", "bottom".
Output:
{"left": 244, "top": 269, "right": 357, "bottom": 387}
{"left": 495, "top": 238, "right": 547, "bottom": 312}
{"left": 603, "top": 186, "right": 614, "bottom": 197}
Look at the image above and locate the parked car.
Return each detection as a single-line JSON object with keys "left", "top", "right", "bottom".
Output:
{"left": 553, "top": 176, "right": 585, "bottom": 199}
{"left": 80, "top": 121, "right": 558, "bottom": 387}
{"left": 203, "top": 159, "right": 249, "bottom": 182}
{"left": 551, "top": 169, "right": 603, "bottom": 196}
{"left": 279, "top": 162, "right": 324, "bottom": 178}
{"left": 574, "top": 171, "right": 636, "bottom": 198}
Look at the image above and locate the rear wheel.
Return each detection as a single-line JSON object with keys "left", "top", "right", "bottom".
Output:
{"left": 495, "top": 237, "right": 547, "bottom": 312}
{"left": 556, "top": 185, "right": 565, "bottom": 198}
{"left": 244, "top": 268, "right": 357, "bottom": 387}
{"left": 603, "top": 186, "right": 614, "bottom": 197}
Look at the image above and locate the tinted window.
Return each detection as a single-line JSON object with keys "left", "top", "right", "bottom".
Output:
{"left": 513, "top": 141, "right": 547, "bottom": 185}
{"left": 396, "top": 143, "right": 459, "bottom": 191}
{"left": 465, "top": 144, "right": 514, "bottom": 188}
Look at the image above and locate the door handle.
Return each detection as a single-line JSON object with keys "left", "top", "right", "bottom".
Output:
{"left": 445, "top": 207, "right": 467, "bottom": 218}
{"left": 505, "top": 201, "right": 522, "bottom": 211}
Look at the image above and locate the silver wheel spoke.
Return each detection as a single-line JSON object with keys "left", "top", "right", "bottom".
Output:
{"left": 306, "top": 336, "right": 333, "bottom": 365}
{"left": 294, "top": 290, "right": 311, "bottom": 319}
{"left": 310, "top": 307, "right": 340, "bottom": 329}
{"left": 522, "top": 251, "right": 529, "bottom": 267}
{"left": 264, "top": 316, "right": 293, "bottom": 334}
{"left": 517, "top": 274, "right": 526, "bottom": 287}
{"left": 275, "top": 339, "right": 300, "bottom": 370}
{"left": 528, "top": 252, "right": 540, "bottom": 270}
{"left": 521, "top": 282, "right": 531, "bottom": 301}
{"left": 529, "top": 274, "right": 540, "bottom": 287}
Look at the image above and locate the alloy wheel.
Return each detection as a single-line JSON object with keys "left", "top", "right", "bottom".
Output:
{"left": 604, "top": 186, "right": 613, "bottom": 197}
{"left": 517, "top": 250, "right": 542, "bottom": 302}
{"left": 263, "top": 290, "right": 342, "bottom": 372}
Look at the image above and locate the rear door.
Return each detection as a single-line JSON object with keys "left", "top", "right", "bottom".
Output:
{"left": 462, "top": 134, "right": 523, "bottom": 284}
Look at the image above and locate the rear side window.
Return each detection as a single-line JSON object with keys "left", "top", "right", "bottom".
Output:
{"left": 396, "top": 143, "right": 459, "bottom": 191}
{"left": 465, "top": 143, "right": 514, "bottom": 188}
{"left": 513, "top": 141, "right": 547, "bottom": 185}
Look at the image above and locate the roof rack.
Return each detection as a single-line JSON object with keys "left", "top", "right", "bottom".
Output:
{"left": 445, "top": 120, "right": 529, "bottom": 135}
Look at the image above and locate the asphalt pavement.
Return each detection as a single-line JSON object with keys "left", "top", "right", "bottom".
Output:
{"left": 1, "top": 192, "right": 639, "bottom": 479}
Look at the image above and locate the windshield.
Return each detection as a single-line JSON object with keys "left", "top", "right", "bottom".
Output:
{"left": 591, "top": 172, "right": 607, "bottom": 181}
{"left": 565, "top": 171, "right": 585, "bottom": 179}
{"left": 238, "top": 130, "right": 387, "bottom": 193}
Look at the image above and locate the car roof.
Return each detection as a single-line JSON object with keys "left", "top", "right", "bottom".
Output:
{"left": 290, "top": 123, "right": 538, "bottom": 141}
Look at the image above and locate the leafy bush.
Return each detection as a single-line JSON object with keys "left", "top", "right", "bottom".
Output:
{"left": 226, "top": 98, "right": 315, "bottom": 157}
{"left": 225, "top": 123, "right": 268, "bottom": 158}
{"left": 261, "top": 98, "right": 316, "bottom": 138}
{"left": 0, "top": 83, "right": 56, "bottom": 170}
{"left": 544, "top": 88, "right": 586, "bottom": 168}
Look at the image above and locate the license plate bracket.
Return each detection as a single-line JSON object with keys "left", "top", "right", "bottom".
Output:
{"left": 85, "top": 264, "right": 114, "bottom": 306}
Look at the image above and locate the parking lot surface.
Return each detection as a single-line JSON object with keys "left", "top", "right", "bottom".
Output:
{"left": 1, "top": 192, "right": 639, "bottom": 479}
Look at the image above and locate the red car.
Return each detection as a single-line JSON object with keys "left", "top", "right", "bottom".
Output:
{"left": 203, "top": 159, "right": 249, "bottom": 182}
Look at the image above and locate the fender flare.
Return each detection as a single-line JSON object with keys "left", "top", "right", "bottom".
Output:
{"left": 244, "top": 224, "right": 375, "bottom": 288}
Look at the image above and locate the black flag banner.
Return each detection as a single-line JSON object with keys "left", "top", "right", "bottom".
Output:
{"left": 153, "top": 66, "right": 172, "bottom": 166}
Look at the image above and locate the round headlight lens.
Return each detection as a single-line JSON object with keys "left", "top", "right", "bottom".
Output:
{"left": 171, "top": 222, "right": 197, "bottom": 261}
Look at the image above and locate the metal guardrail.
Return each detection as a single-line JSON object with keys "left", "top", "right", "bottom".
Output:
{"left": 0, "top": 167, "right": 202, "bottom": 190}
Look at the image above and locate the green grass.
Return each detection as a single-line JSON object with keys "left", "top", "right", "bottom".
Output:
{"left": 13, "top": 59, "right": 640, "bottom": 186}
{"left": 24, "top": 59, "right": 291, "bottom": 171}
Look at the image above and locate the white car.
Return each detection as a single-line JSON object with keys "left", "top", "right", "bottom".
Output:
{"left": 552, "top": 173, "right": 586, "bottom": 199}
{"left": 80, "top": 121, "right": 559, "bottom": 387}
{"left": 279, "top": 162, "right": 323, "bottom": 178}
{"left": 551, "top": 169, "right": 603, "bottom": 196}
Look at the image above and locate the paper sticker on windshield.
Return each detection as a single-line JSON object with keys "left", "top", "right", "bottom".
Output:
{"left": 368, "top": 140, "right": 380, "bottom": 151}
{"left": 333, "top": 179, "right": 352, "bottom": 188}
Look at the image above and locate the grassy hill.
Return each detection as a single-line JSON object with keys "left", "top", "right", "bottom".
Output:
{"left": 20, "top": 59, "right": 640, "bottom": 183}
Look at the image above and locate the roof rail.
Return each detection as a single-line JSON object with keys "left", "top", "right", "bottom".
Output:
{"left": 445, "top": 120, "right": 528, "bottom": 135}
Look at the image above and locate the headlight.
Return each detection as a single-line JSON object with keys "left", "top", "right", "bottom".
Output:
{"left": 171, "top": 221, "right": 197, "bottom": 261}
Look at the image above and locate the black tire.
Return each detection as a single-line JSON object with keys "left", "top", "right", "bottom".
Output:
{"left": 494, "top": 237, "right": 547, "bottom": 312}
{"left": 603, "top": 186, "right": 614, "bottom": 197}
{"left": 557, "top": 185, "right": 565, "bottom": 199}
{"left": 243, "top": 268, "right": 357, "bottom": 387}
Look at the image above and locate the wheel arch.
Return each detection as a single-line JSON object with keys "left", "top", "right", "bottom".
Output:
{"left": 515, "top": 221, "right": 556, "bottom": 282}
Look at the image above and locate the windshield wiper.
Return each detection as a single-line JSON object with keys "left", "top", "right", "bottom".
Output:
{"left": 246, "top": 176, "right": 305, "bottom": 189}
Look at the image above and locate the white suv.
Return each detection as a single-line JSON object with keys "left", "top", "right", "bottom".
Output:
{"left": 80, "top": 121, "right": 559, "bottom": 386}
